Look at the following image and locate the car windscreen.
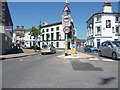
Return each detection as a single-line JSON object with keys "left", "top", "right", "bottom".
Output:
{"left": 42, "top": 45, "right": 48, "bottom": 48}
{"left": 112, "top": 41, "right": 120, "bottom": 47}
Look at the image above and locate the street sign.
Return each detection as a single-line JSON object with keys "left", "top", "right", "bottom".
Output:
{"left": 62, "top": 15, "right": 71, "bottom": 27}
{"left": 5, "top": 26, "right": 12, "bottom": 32}
{"left": 62, "top": 15, "right": 70, "bottom": 22}
{"left": 62, "top": 5, "right": 71, "bottom": 12}
{"left": 63, "top": 26, "right": 70, "bottom": 34}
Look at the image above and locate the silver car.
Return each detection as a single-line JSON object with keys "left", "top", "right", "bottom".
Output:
{"left": 98, "top": 41, "right": 120, "bottom": 60}
{"left": 41, "top": 45, "right": 56, "bottom": 55}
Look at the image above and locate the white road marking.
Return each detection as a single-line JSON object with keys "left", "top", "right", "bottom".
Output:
{"left": 19, "top": 59, "right": 23, "bottom": 61}
{"left": 102, "top": 59, "right": 116, "bottom": 62}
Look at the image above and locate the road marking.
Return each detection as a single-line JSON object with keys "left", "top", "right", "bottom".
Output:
{"left": 19, "top": 59, "right": 23, "bottom": 61}
{"left": 102, "top": 59, "right": 116, "bottom": 62}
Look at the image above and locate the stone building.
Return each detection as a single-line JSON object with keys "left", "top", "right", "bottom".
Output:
{"left": 0, "top": 1, "right": 13, "bottom": 54}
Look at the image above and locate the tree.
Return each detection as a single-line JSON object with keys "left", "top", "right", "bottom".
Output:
{"left": 29, "top": 25, "right": 42, "bottom": 52}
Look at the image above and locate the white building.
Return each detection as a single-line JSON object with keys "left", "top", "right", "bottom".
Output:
{"left": 40, "top": 22, "right": 77, "bottom": 49}
{"left": 13, "top": 26, "right": 40, "bottom": 48}
{"left": 86, "top": 2, "right": 120, "bottom": 48}
{"left": 13, "top": 22, "right": 77, "bottom": 49}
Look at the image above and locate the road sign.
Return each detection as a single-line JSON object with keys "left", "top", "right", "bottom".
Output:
{"left": 62, "top": 5, "right": 71, "bottom": 12}
{"left": 63, "top": 26, "right": 70, "bottom": 34}
{"left": 62, "top": 15, "right": 70, "bottom": 22}
{"left": 5, "top": 26, "right": 12, "bottom": 32}
{"left": 62, "top": 15, "right": 71, "bottom": 27}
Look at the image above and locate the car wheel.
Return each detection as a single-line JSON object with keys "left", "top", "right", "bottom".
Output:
{"left": 112, "top": 52, "right": 117, "bottom": 60}
{"left": 98, "top": 51, "right": 102, "bottom": 56}
{"left": 89, "top": 49, "right": 91, "bottom": 52}
{"left": 41, "top": 53, "right": 44, "bottom": 55}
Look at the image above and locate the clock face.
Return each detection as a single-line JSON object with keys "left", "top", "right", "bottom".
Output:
{"left": 63, "top": 26, "right": 70, "bottom": 34}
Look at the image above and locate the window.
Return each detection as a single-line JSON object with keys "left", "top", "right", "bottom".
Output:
{"left": 42, "top": 29, "right": 45, "bottom": 33}
{"left": 46, "top": 34, "right": 49, "bottom": 41}
{"left": 46, "top": 28, "right": 49, "bottom": 32}
{"left": 56, "top": 42, "right": 59, "bottom": 47}
{"left": 101, "top": 42, "right": 106, "bottom": 47}
{"left": 106, "top": 20, "right": 111, "bottom": 28}
{"left": 116, "top": 27, "right": 119, "bottom": 33}
{"left": 96, "top": 27, "right": 101, "bottom": 35}
{"left": 51, "top": 28, "right": 54, "bottom": 31}
{"left": 42, "top": 34, "right": 44, "bottom": 41}
{"left": 115, "top": 17, "right": 119, "bottom": 21}
{"left": 97, "top": 16, "right": 101, "bottom": 22}
{"left": 56, "top": 32, "right": 59, "bottom": 40}
{"left": 56, "top": 27, "right": 59, "bottom": 31}
{"left": 51, "top": 33, "right": 54, "bottom": 41}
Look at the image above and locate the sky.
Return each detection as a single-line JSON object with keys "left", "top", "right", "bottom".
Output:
{"left": 8, "top": 2, "right": 118, "bottom": 39}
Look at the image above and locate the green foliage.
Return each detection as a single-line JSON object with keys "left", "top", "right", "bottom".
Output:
{"left": 29, "top": 25, "right": 42, "bottom": 38}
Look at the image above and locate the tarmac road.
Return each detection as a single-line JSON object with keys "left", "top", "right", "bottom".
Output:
{"left": 2, "top": 51, "right": 118, "bottom": 88}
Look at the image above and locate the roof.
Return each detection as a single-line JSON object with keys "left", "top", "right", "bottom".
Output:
{"left": 41, "top": 22, "right": 62, "bottom": 28}
{"left": 86, "top": 11, "right": 120, "bottom": 23}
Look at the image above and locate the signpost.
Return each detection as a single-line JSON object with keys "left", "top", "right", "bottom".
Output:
{"left": 63, "top": 26, "right": 70, "bottom": 34}
{"left": 62, "top": 0, "right": 71, "bottom": 56}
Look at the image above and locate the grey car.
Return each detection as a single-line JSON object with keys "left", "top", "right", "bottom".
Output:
{"left": 41, "top": 44, "right": 56, "bottom": 55}
{"left": 98, "top": 41, "right": 120, "bottom": 60}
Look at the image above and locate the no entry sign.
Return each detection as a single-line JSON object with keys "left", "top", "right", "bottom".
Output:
{"left": 63, "top": 26, "right": 70, "bottom": 34}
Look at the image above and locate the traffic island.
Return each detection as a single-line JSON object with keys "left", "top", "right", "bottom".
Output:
{"left": 57, "top": 50, "right": 97, "bottom": 60}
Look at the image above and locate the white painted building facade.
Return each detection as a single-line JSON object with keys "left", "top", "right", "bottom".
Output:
{"left": 40, "top": 22, "right": 77, "bottom": 49}
{"left": 13, "top": 22, "right": 77, "bottom": 49}
{"left": 86, "top": 2, "right": 120, "bottom": 48}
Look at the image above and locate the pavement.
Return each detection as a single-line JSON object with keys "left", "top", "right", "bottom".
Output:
{"left": 0, "top": 48, "right": 97, "bottom": 60}
{"left": 0, "top": 49, "right": 41, "bottom": 60}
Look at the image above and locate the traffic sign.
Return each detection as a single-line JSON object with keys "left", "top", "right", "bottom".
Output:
{"left": 63, "top": 26, "right": 70, "bottom": 34}
{"left": 62, "top": 15, "right": 71, "bottom": 27}
{"left": 62, "top": 15, "right": 70, "bottom": 22}
{"left": 62, "top": 5, "right": 71, "bottom": 12}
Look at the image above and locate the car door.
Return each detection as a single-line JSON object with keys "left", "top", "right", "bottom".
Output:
{"left": 105, "top": 42, "right": 113, "bottom": 57}
{"left": 100, "top": 42, "right": 107, "bottom": 55}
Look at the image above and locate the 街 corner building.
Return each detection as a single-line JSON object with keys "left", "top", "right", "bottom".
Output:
{"left": 86, "top": 2, "right": 120, "bottom": 48}
{"left": 0, "top": 0, "right": 13, "bottom": 55}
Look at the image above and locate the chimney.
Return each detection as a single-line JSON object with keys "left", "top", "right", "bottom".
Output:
{"left": 16, "top": 26, "right": 20, "bottom": 29}
{"left": 21, "top": 26, "right": 24, "bottom": 29}
{"left": 103, "top": 2, "right": 112, "bottom": 13}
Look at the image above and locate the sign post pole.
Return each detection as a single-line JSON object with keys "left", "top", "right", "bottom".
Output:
{"left": 65, "top": 34, "right": 68, "bottom": 56}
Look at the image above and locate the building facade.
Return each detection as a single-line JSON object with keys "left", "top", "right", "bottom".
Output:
{"left": 86, "top": 2, "right": 120, "bottom": 48}
{"left": 13, "top": 22, "right": 77, "bottom": 49}
{"left": 0, "top": 1, "right": 13, "bottom": 54}
{"left": 13, "top": 26, "right": 39, "bottom": 48}
{"left": 40, "top": 22, "right": 77, "bottom": 49}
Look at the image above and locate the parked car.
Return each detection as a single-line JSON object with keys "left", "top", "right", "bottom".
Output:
{"left": 84, "top": 45, "right": 98, "bottom": 52}
{"left": 41, "top": 44, "right": 56, "bottom": 55}
{"left": 98, "top": 41, "right": 120, "bottom": 60}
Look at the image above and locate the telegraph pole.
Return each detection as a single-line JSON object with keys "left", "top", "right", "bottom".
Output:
{"left": 62, "top": 0, "right": 71, "bottom": 56}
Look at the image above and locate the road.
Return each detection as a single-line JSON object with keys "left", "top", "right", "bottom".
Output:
{"left": 2, "top": 51, "right": 118, "bottom": 88}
